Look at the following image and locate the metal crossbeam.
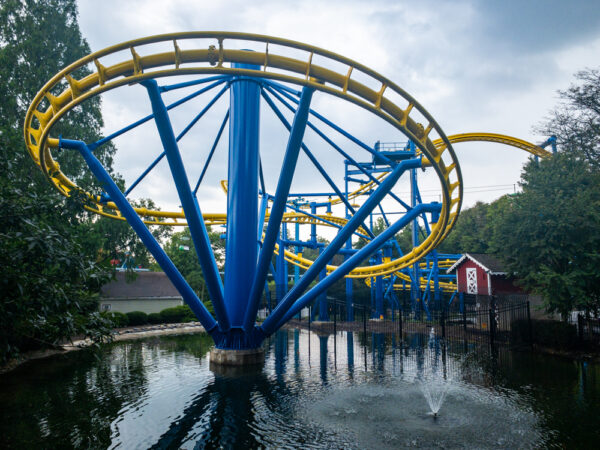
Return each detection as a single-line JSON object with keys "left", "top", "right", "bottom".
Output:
{"left": 141, "top": 79, "right": 229, "bottom": 330}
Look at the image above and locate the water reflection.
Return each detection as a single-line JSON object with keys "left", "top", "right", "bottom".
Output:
{"left": 0, "top": 329, "right": 598, "bottom": 448}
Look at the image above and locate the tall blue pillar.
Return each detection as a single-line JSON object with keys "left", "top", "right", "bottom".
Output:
{"left": 410, "top": 158, "right": 420, "bottom": 319}
{"left": 375, "top": 251, "right": 384, "bottom": 318}
{"left": 224, "top": 62, "right": 260, "bottom": 327}
{"left": 318, "top": 246, "right": 329, "bottom": 321}
{"left": 276, "top": 229, "right": 287, "bottom": 302}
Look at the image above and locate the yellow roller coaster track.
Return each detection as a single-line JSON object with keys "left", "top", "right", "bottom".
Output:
{"left": 235, "top": 131, "right": 550, "bottom": 280}
{"left": 24, "top": 32, "right": 462, "bottom": 278}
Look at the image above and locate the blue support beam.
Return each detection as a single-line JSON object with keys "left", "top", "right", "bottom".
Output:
{"left": 59, "top": 138, "right": 218, "bottom": 332}
{"left": 265, "top": 85, "right": 412, "bottom": 211}
{"left": 375, "top": 252, "right": 384, "bottom": 318}
{"left": 89, "top": 78, "right": 228, "bottom": 151}
{"left": 140, "top": 79, "right": 229, "bottom": 331}
{"left": 243, "top": 86, "right": 315, "bottom": 331}
{"left": 261, "top": 157, "right": 423, "bottom": 336}
{"left": 261, "top": 89, "right": 375, "bottom": 239}
{"left": 125, "top": 84, "right": 229, "bottom": 197}
{"left": 318, "top": 247, "right": 329, "bottom": 321}
{"left": 224, "top": 64, "right": 261, "bottom": 327}
{"left": 193, "top": 110, "right": 230, "bottom": 194}
{"left": 264, "top": 80, "right": 394, "bottom": 165}
{"left": 275, "top": 203, "right": 442, "bottom": 328}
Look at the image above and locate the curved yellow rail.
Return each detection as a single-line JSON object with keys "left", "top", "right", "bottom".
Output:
{"left": 24, "top": 32, "right": 462, "bottom": 275}
{"left": 364, "top": 272, "right": 457, "bottom": 293}
{"left": 279, "top": 131, "right": 551, "bottom": 279}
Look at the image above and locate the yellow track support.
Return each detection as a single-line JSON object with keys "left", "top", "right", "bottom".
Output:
{"left": 24, "top": 32, "right": 462, "bottom": 277}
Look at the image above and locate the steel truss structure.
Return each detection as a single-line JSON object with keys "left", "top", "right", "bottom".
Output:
{"left": 24, "top": 32, "right": 554, "bottom": 351}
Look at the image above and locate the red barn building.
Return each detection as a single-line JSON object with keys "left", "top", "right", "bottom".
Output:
{"left": 446, "top": 253, "right": 523, "bottom": 296}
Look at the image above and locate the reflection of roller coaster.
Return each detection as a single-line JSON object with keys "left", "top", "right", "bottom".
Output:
{"left": 23, "top": 32, "right": 554, "bottom": 351}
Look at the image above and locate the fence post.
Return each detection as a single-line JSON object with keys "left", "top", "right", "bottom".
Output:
{"left": 462, "top": 305, "right": 468, "bottom": 353}
{"left": 526, "top": 301, "right": 533, "bottom": 346}
{"left": 363, "top": 297, "right": 367, "bottom": 335}
{"left": 399, "top": 307, "right": 403, "bottom": 339}
{"left": 334, "top": 301, "right": 337, "bottom": 335}
{"left": 578, "top": 314, "right": 584, "bottom": 342}
{"left": 441, "top": 307, "right": 446, "bottom": 339}
{"left": 488, "top": 308, "right": 495, "bottom": 348}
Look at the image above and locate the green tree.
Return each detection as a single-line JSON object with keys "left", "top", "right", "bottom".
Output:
{"left": 0, "top": 0, "right": 117, "bottom": 362}
{"left": 492, "top": 154, "right": 600, "bottom": 317}
{"left": 78, "top": 198, "right": 171, "bottom": 270}
{"left": 438, "top": 197, "right": 512, "bottom": 255}
{"left": 537, "top": 68, "right": 600, "bottom": 170}
{"left": 164, "top": 227, "right": 226, "bottom": 315}
{"left": 354, "top": 217, "right": 387, "bottom": 250}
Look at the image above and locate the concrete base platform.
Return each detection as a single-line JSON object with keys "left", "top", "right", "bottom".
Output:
{"left": 209, "top": 347, "right": 265, "bottom": 367}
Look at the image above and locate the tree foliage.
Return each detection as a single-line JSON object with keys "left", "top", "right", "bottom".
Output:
{"left": 0, "top": 0, "right": 119, "bottom": 362}
{"left": 493, "top": 154, "right": 600, "bottom": 317}
{"left": 537, "top": 68, "right": 600, "bottom": 170}
{"left": 164, "top": 227, "right": 225, "bottom": 315}
{"left": 438, "top": 197, "right": 512, "bottom": 255}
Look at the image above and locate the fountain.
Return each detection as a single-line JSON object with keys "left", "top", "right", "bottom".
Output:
{"left": 418, "top": 326, "right": 450, "bottom": 417}
{"left": 419, "top": 376, "right": 450, "bottom": 418}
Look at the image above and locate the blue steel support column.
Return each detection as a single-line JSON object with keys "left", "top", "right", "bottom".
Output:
{"left": 283, "top": 220, "right": 289, "bottom": 297}
{"left": 433, "top": 249, "right": 441, "bottom": 310}
{"left": 312, "top": 202, "right": 328, "bottom": 321}
{"left": 141, "top": 80, "right": 229, "bottom": 330}
{"left": 375, "top": 251, "right": 384, "bottom": 319}
{"left": 224, "top": 63, "right": 261, "bottom": 327}
{"left": 274, "top": 203, "right": 441, "bottom": 327}
{"left": 276, "top": 232, "right": 286, "bottom": 302}
{"left": 318, "top": 247, "right": 329, "bottom": 321}
{"left": 243, "top": 86, "right": 315, "bottom": 331}
{"left": 294, "top": 213, "right": 301, "bottom": 319}
{"left": 345, "top": 253, "right": 354, "bottom": 321}
{"left": 409, "top": 143, "right": 420, "bottom": 319}
{"left": 60, "top": 139, "right": 217, "bottom": 333}
{"left": 344, "top": 162, "right": 354, "bottom": 321}
{"left": 261, "top": 157, "right": 423, "bottom": 336}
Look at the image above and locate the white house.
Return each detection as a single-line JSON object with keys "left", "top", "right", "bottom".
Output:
{"left": 100, "top": 271, "right": 183, "bottom": 314}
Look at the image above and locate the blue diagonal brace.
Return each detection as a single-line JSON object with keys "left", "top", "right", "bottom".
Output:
{"left": 125, "top": 86, "right": 229, "bottom": 197}
{"left": 274, "top": 203, "right": 440, "bottom": 328}
{"left": 264, "top": 84, "right": 411, "bottom": 211}
{"left": 59, "top": 138, "right": 218, "bottom": 333}
{"left": 261, "top": 157, "right": 422, "bottom": 336}
{"left": 243, "top": 86, "right": 315, "bottom": 331}
{"left": 141, "top": 79, "right": 230, "bottom": 331}
{"left": 193, "top": 109, "right": 230, "bottom": 194}
{"left": 263, "top": 80, "right": 394, "bottom": 165}
{"left": 89, "top": 78, "right": 228, "bottom": 151}
{"left": 261, "top": 89, "right": 376, "bottom": 241}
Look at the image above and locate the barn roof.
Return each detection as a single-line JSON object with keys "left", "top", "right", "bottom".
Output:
{"left": 101, "top": 271, "right": 182, "bottom": 299}
{"left": 446, "top": 253, "right": 507, "bottom": 275}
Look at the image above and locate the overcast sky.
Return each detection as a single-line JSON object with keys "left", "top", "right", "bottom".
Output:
{"left": 74, "top": 0, "right": 600, "bottom": 222}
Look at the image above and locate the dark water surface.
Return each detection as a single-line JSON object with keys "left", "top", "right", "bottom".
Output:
{"left": 1, "top": 330, "right": 598, "bottom": 448}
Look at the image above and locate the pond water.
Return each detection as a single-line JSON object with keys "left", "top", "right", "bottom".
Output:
{"left": 1, "top": 329, "right": 598, "bottom": 448}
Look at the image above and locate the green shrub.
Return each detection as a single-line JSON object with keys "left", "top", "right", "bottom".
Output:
{"left": 147, "top": 312, "right": 163, "bottom": 324}
{"left": 126, "top": 311, "right": 148, "bottom": 326}
{"left": 533, "top": 320, "right": 577, "bottom": 349}
{"left": 511, "top": 319, "right": 577, "bottom": 349}
{"left": 101, "top": 311, "right": 129, "bottom": 328}
{"left": 159, "top": 305, "right": 195, "bottom": 323}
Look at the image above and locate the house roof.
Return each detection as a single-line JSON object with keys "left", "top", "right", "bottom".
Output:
{"left": 446, "top": 253, "right": 507, "bottom": 275}
{"left": 101, "top": 271, "right": 183, "bottom": 299}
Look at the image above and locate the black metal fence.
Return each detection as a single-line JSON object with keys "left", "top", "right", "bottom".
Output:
{"left": 286, "top": 294, "right": 533, "bottom": 349}
{"left": 577, "top": 315, "right": 600, "bottom": 345}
